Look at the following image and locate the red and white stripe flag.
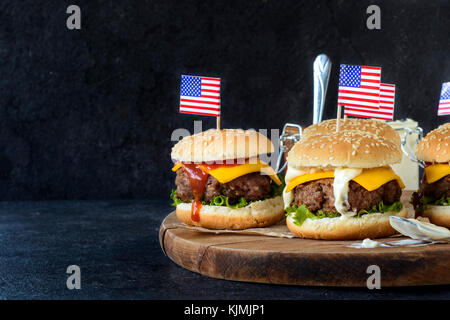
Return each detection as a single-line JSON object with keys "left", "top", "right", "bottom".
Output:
{"left": 379, "top": 83, "right": 395, "bottom": 120}
{"left": 338, "top": 64, "right": 381, "bottom": 110}
{"left": 179, "top": 75, "right": 221, "bottom": 117}
{"left": 438, "top": 82, "right": 450, "bottom": 116}
{"left": 343, "top": 83, "right": 395, "bottom": 121}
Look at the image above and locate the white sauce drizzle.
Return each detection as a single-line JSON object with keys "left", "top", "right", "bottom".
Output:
{"left": 348, "top": 238, "right": 389, "bottom": 248}
{"left": 282, "top": 186, "right": 294, "bottom": 209}
{"left": 283, "top": 166, "right": 307, "bottom": 209}
{"left": 333, "top": 168, "right": 362, "bottom": 217}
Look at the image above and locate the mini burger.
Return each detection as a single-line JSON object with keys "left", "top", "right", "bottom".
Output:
{"left": 302, "top": 118, "right": 401, "bottom": 145}
{"left": 284, "top": 130, "right": 407, "bottom": 240}
{"left": 170, "top": 129, "right": 284, "bottom": 229}
{"left": 413, "top": 123, "right": 450, "bottom": 228}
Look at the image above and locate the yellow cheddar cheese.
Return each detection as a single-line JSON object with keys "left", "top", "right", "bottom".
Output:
{"left": 352, "top": 167, "right": 405, "bottom": 191}
{"left": 285, "top": 167, "right": 404, "bottom": 193}
{"left": 285, "top": 171, "right": 334, "bottom": 193}
{"left": 425, "top": 164, "right": 450, "bottom": 184}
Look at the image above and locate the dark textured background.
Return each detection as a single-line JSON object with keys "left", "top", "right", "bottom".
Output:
{"left": 0, "top": 0, "right": 448, "bottom": 200}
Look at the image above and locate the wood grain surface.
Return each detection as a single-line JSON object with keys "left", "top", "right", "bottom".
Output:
{"left": 159, "top": 191, "right": 450, "bottom": 287}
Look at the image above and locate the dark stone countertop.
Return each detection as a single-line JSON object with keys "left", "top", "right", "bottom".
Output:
{"left": 0, "top": 198, "right": 448, "bottom": 300}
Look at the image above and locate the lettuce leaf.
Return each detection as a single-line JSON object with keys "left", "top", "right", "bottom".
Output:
{"left": 355, "top": 200, "right": 403, "bottom": 218}
{"left": 421, "top": 194, "right": 450, "bottom": 207}
{"left": 411, "top": 192, "right": 450, "bottom": 212}
{"left": 286, "top": 200, "right": 403, "bottom": 226}
{"left": 207, "top": 195, "right": 249, "bottom": 209}
{"left": 268, "top": 175, "right": 285, "bottom": 198}
{"left": 171, "top": 193, "right": 249, "bottom": 209}
{"left": 170, "top": 189, "right": 183, "bottom": 207}
{"left": 285, "top": 205, "right": 340, "bottom": 226}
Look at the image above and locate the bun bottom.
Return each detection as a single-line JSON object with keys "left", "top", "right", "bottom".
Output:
{"left": 176, "top": 196, "right": 285, "bottom": 230}
{"left": 422, "top": 205, "right": 450, "bottom": 228}
{"left": 286, "top": 207, "right": 408, "bottom": 240}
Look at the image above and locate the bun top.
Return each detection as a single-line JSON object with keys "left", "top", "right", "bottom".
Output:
{"left": 171, "top": 129, "right": 274, "bottom": 163}
{"left": 416, "top": 123, "right": 450, "bottom": 163}
{"left": 288, "top": 130, "right": 402, "bottom": 169}
{"left": 302, "top": 118, "right": 401, "bottom": 145}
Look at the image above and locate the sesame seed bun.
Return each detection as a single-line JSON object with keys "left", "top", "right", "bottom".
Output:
{"left": 421, "top": 205, "right": 450, "bottom": 229}
{"left": 175, "top": 196, "right": 285, "bottom": 229}
{"left": 416, "top": 123, "right": 450, "bottom": 163}
{"left": 302, "top": 118, "right": 401, "bottom": 145}
{"left": 287, "top": 130, "right": 402, "bottom": 169}
{"left": 171, "top": 129, "right": 274, "bottom": 163}
{"left": 286, "top": 207, "right": 408, "bottom": 240}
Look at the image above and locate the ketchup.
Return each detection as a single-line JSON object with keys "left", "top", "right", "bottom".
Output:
{"left": 181, "top": 163, "right": 210, "bottom": 222}
{"left": 179, "top": 159, "right": 253, "bottom": 222}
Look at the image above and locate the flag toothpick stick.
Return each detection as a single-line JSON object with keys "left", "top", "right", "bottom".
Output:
{"left": 438, "top": 82, "right": 450, "bottom": 116}
{"left": 338, "top": 64, "right": 385, "bottom": 120}
{"left": 336, "top": 105, "right": 342, "bottom": 132}
{"left": 216, "top": 116, "right": 221, "bottom": 130}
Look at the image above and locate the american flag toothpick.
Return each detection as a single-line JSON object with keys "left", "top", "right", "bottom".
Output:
{"left": 438, "top": 82, "right": 450, "bottom": 116}
{"left": 338, "top": 64, "right": 382, "bottom": 114}
{"left": 179, "top": 75, "right": 221, "bottom": 129}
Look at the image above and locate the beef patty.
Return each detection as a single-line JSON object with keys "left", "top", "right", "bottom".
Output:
{"left": 419, "top": 174, "right": 450, "bottom": 200}
{"left": 292, "top": 178, "right": 402, "bottom": 213}
{"left": 175, "top": 167, "right": 272, "bottom": 203}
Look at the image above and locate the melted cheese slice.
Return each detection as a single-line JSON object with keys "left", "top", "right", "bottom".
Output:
{"left": 352, "top": 167, "right": 405, "bottom": 191}
{"left": 285, "top": 166, "right": 404, "bottom": 193}
{"left": 171, "top": 161, "right": 281, "bottom": 185}
{"left": 285, "top": 171, "right": 334, "bottom": 193}
{"left": 425, "top": 164, "right": 450, "bottom": 184}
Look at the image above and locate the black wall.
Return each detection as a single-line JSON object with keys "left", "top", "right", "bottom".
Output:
{"left": 0, "top": 0, "right": 448, "bottom": 200}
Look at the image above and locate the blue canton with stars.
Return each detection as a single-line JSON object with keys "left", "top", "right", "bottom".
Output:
{"left": 180, "top": 75, "right": 202, "bottom": 97}
{"left": 441, "top": 82, "right": 450, "bottom": 100}
{"left": 339, "top": 64, "right": 362, "bottom": 88}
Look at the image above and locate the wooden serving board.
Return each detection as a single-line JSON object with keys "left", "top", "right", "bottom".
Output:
{"left": 159, "top": 212, "right": 450, "bottom": 287}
